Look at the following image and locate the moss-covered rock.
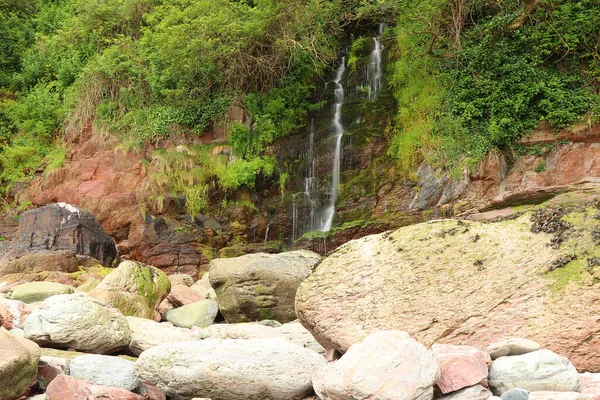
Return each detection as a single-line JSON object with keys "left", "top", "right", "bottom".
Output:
{"left": 88, "top": 260, "right": 171, "bottom": 321}
{"left": 296, "top": 188, "right": 600, "bottom": 372}
{"left": 0, "top": 328, "right": 40, "bottom": 400}
{"left": 6, "top": 281, "right": 74, "bottom": 303}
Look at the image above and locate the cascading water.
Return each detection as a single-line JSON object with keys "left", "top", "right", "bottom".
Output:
{"left": 316, "top": 57, "right": 346, "bottom": 232}
{"left": 291, "top": 28, "right": 385, "bottom": 241}
{"left": 367, "top": 24, "right": 384, "bottom": 99}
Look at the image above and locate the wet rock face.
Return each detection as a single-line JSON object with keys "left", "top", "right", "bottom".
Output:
{"left": 9, "top": 203, "right": 118, "bottom": 267}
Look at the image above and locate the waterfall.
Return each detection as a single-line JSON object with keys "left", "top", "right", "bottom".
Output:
{"left": 367, "top": 25, "right": 384, "bottom": 99}
{"left": 317, "top": 57, "right": 346, "bottom": 232}
{"left": 264, "top": 223, "right": 270, "bottom": 243}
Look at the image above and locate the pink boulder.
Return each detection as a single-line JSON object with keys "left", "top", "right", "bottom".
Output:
{"left": 167, "top": 284, "right": 203, "bottom": 308}
{"left": 46, "top": 375, "right": 145, "bottom": 400}
{"left": 581, "top": 373, "right": 600, "bottom": 400}
{"left": 432, "top": 343, "right": 491, "bottom": 394}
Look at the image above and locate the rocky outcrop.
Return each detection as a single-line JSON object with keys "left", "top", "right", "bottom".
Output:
{"left": 296, "top": 190, "right": 600, "bottom": 371}
{"left": 23, "top": 293, "right": 131, "bottom": 353}
{"left": 134, "top": 338, "right": 327, "bottom": 400}
{"left": 7, "top": 203, "right": 118, "bottom": 267}
{"left": 313, "top": 331, "right": 440, "bottom": 400}
{"left": 0, "top": 328, "right": 40, "bottom": 400}
{"left": 209, "top": 250, "right": 321, "bottom": 323}
{"left": 88, "top": 260, "right": 170, "bottom": 320}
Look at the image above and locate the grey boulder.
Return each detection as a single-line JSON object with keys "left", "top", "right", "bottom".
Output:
{"left": 23, "top": 293, "right": 131, "bottom": 354}
{"left": 489, "top": 350, "right": 579, "bottom": 394}
{"left": 135, "top": 338, "right": 326, "bottom": 400}
{"left": 69, "top": 354, "right": 138, "bottom": 391}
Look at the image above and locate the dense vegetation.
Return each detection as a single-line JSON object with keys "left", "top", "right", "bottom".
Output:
{"left": 388, "top": 0, "right": 600, "bottom": 175}
{"left": 0, "top": 0, "right": 349, "bottom": 201}
{"left": 1, "top": 0, "right": 598, "bottom": 214}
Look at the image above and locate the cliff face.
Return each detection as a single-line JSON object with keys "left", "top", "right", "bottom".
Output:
{"left": 4, "top": 35, "right": 600, "bottom": 277}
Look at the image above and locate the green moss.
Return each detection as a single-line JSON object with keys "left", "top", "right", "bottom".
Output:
{"left": 258, "top": 308, "right": 275, "bottom": 320}
{"left": 547, "top": 258, "right": 586, "bottom": 294}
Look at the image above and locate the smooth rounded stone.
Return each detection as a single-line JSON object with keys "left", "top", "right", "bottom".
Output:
{"left": 0, "top": 328, "right": 40, "bottom": 400}
{"left": 487, "top": 338, "right": 541, "bottom": 359}
{"left": 70, "top": 354, "right": 139, "bottom": 391}
{"left": 169, "top": 274, "right": 194, "bottom": 287}
{"left": 134, "top": 338, "right": 327, "bottom": 400}
{"left": 580, "top": 373, "right": 600, "bottom": 400}
{"left": 126, "top": 316, "right": 197, "bottom": 355}
{"left": 209, "top": 250, "right": 321, "bottom": 323}
{"left": 38, "top": 355, "right": 70, "bottom": 390}
{"left": 165, "top": 299, "right": 218, "bottom": 328}
{"left": 88, "top": 260, "right": 171, "bottom": 321}
{"left": 489, "top": 350, "right": 580, "bottom": 394}
{"left": 193, "top": 321, "right": 326, "bottom": 355}
{"left": 0, "top": 250, "right": 79, "bottom": 276}
{"left": 437, "top": 384, "right": 492, "bottom": 400}
{"left": 500, "top": 388, "right": 530, "bottom": 400}
{"left": 46, "top": 374, "right": 145, "bottom": 400}
{"left": 432, "top": 344, "right": 491, "bottom": 394}
{"left": 528, "top": 392, "right": 594, "bottom": 400}
{"left": 23, "top": 293, "right": 131, "bottom": 354}
{"left": 313, "top": 331, "right": 440, "bottom": 400}
{"left": 190, "top": 273, "right": 217, "bottom": 300}
{"left": 6, "top": 282, "right": 74, "bottom": 303}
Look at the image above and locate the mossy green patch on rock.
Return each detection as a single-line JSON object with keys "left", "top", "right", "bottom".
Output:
{"left": 295, "top": 187, "right": 600, "bottom": 371}
{"left": 87, "top": 260, "right": 170, "bottom": 320}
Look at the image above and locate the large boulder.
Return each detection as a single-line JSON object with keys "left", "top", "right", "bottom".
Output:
{"left": 0, "top": 328, "right": 40, "bottom": 400}
{"left": 8, "top": 203, "right": 118, "bottom": 267}
{"left": 313, "top": 331, "right": 440, "bottom": 400}
{"left": 23, "top": 293, "right": 131, "bottom": 354}
{"left": 489, "top": 350, "right": 580, "bottom": 394}
{"left": 134, "top": 338, "right": 327, "bottom": 400}
{"left": 6, "top": 281, "right": 74, "bottom": 303}
{"left": 209, "top": 250, "right": 321, "bottom": 323}
{"left": 70, "top": 354, "right": 139, "bottom": 391}
{"left": 126, "top": 316, "right": 197, "bottom": 356}
{"left": 88, "top": 260, "right": 170, "bottom": 320}
{"left": 46, "top": 374, "right": 145, "bottom": 400}
{"left": 165, "top": 299, "right": 219, "bottom": 328}
{"left": 295, "top": 198, "right": 600, "bottom": 370}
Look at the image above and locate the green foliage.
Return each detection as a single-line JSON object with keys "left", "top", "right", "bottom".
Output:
{"left": 0, "top": 0, "right": 343, "bottom": 190}
{"left": 388, "top": 0, "right": 600, "bottom": 174}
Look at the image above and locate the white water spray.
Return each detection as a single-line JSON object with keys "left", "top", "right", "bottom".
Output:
{"left": 317, "top": 57, "right": 346, "bottom": 232}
